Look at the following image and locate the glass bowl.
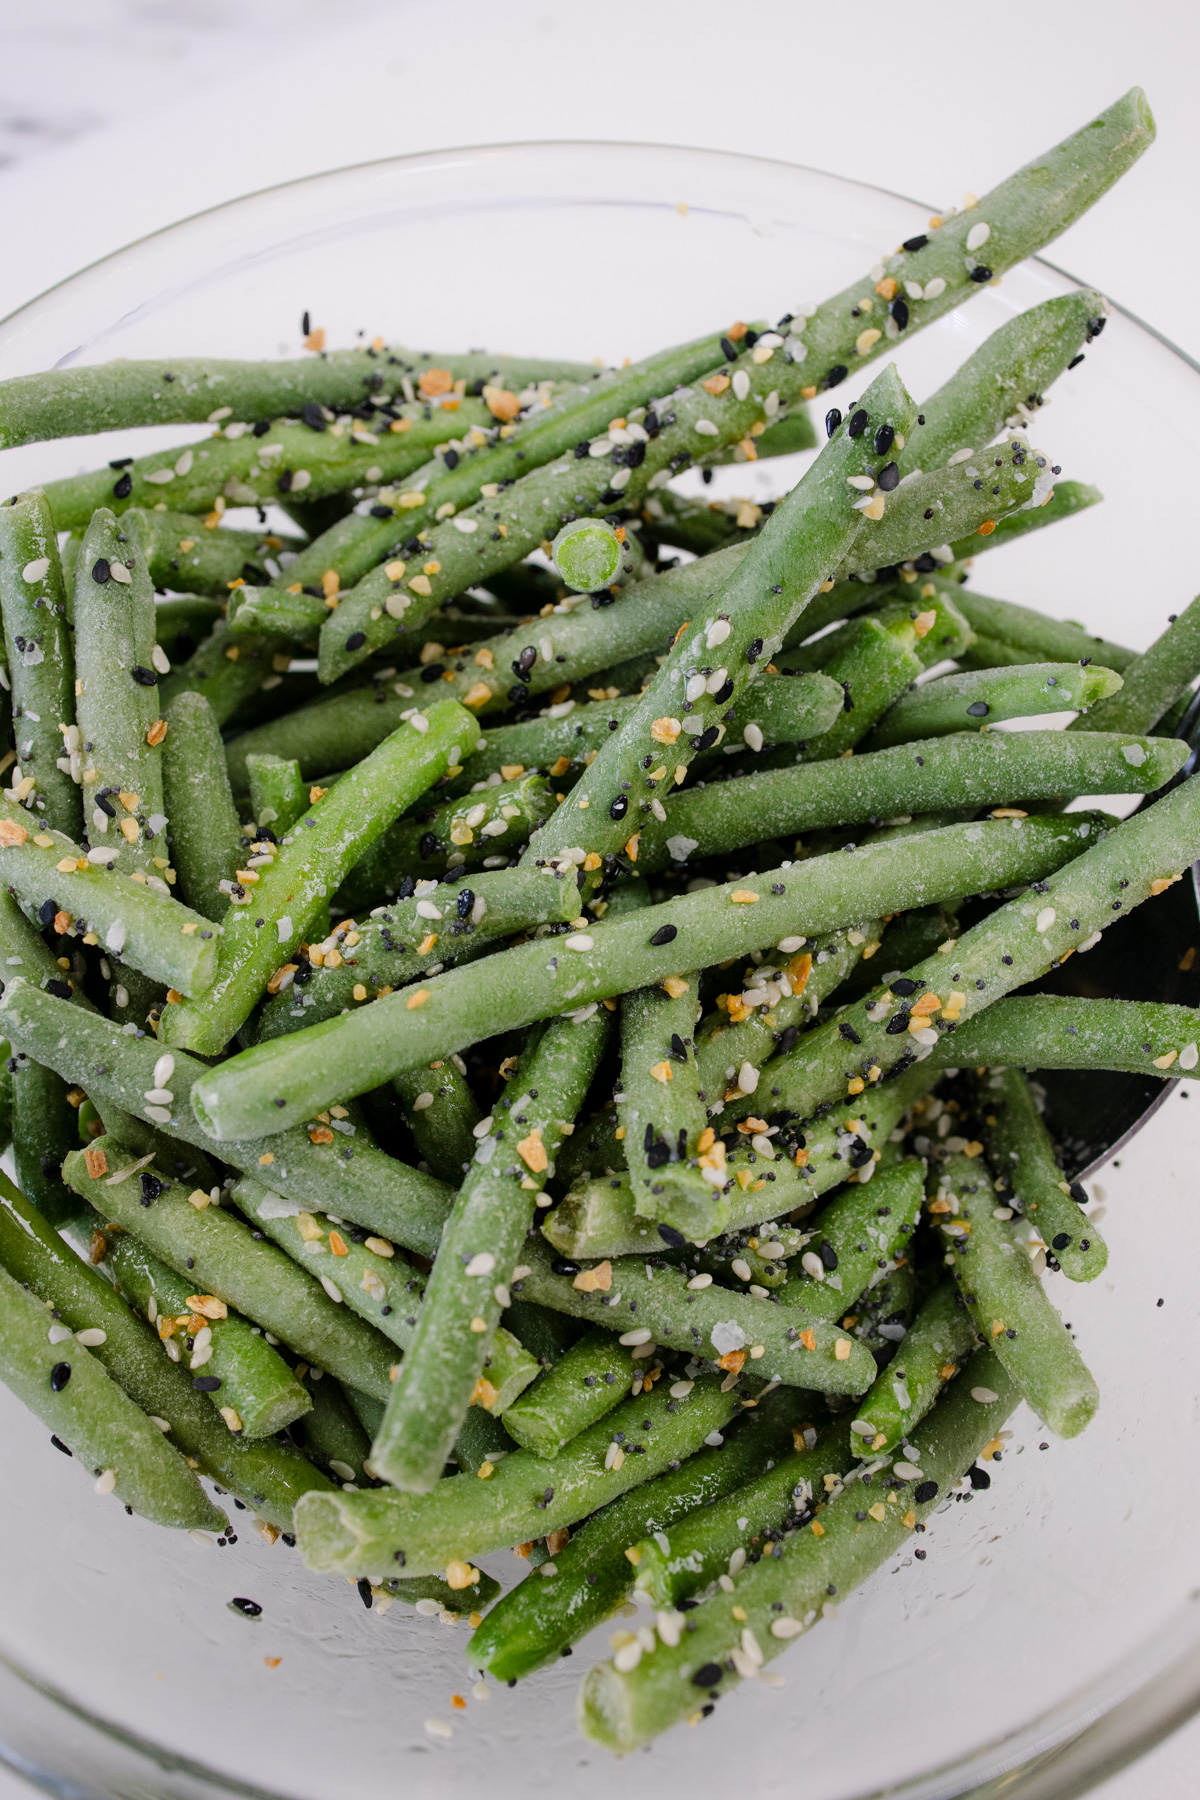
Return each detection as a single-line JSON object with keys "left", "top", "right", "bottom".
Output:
{"left": 1, "top": 141, "right": 1199, "bottom": 1800}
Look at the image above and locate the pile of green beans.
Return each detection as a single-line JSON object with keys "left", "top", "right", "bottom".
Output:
{"left": 0, "top": 85, "right": 1191, "bottom": 1755}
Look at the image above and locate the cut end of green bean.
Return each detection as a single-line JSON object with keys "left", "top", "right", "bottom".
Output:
{"left": 552, "top": 519, "right": 625, "bottom": 592}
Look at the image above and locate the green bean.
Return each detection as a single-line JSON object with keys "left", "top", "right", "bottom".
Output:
{"left": 865, "top": 661, "right": 1121, "bottom": 750}
{"left": 161, "top": 698, "right": 478, "bottom": 1054}
{"left": 235, "top": 329, "right": 754, "bottom": 656}
{"left": 467, "top": 1384, "right": 812, "bottom": 1679}
{"left": 0, "top": 492, "right": 81, "bottom": 837}
{"left": 295, "top": 1372, "right": 743, "bottom": 1578}
{"left": 508, "top": 1238, "right": 876, "bottom": 1392}
{"left": 246, "top": 752, "right": 308, "bottom": 834}
{"left": 153, "top": 596, "right": 226, "bottom": 657}
{"left": 631, "top": 1416, "right": 856, "bottom": 1609}
{"left": 0, "top": 796, "right": 218, "bottom": 994}
{"left": 160, "top": 690, "right": 242, "bottom": 921}
{"left": 927, "top": 1151, "right": 1097, "bottom": 1436}
{"left": 123, "top": 509, "right": 297, "bottom": 598}
{"left": 0, "top": 346, "right": 594, "bottom": 449}
{"left": 542, "top": 1065, "right": 936, "bottom": 1260}
{"left": 12, "top": 1055, "right": 84, "bottom": 1227}
{"left": 632, "top": 732, "right": 1185, "bottom": 875}
{"left": 691, "top": 1224, "right": 812, "bottom": 1294}
{"left": 502, "top": 1297, "right": 584, "bottom": 1369}
{"left": 105, "top": 1230, "right": 309, "bottom": 1438}
{"left": 908, "top": 291, "right": 1105, "bottom": 472}
{"left": 500, "top": 1326, "right": 639, "bottom": 1456}
{"left": 370, "top": 1010, "right": 610, "bottom": 1492}
{"left": 235, "top": 1177, "right": 435, "bottom": 1353}
{"left": 428, "top": 674, "right": 845, "bottom": 803}
{"left": 694, "top": 925, "right": 874, "bottom": 1104}
{"left": 837, "top": 904, "right": 959, "bottom": 1002}
{"left": 394, "top": 1056, "right": 482, "bottom": 1185}
{"left": 73, "top": 508, "right": 166, "bottom": 875}
{"left": 578, "top": 1348, "right": 1018, "bottom": 1751}
{"left": 952, "top": 583, "right": 1135, "bottom": 672}
{"left": 702, "top": 406, "right": 818, "bottom": 464}
{"left": 189, "top": 810, "right": 1115, "bottom": 1140}
{"left": 42, "top": 404, "right": 503, "bottom": 531}
{"left": 925, "top": 994, "right": 1200, "bottom": 1082}
{"left": 976, "top": 1067, "right": 1106, "bottom": 1281}
{"left": 775, "top": 1160, "right": 924, "bottom": 1320}
{"left": 749, "top": 776, "right": 1200, "bottom": 1125}
{"left": 453, "top": 1403, "right": 514, "bottom": 1476}
{"left": 388, "top": 1568, "right": 502, "bottom": 1613}
{"left": 849, "top": 1278, "right": 978, "bottom": 1453}
{"left": 159, "top": 618, "right": 292, "bottom": 729}
{"left": 0, "top": 1172, "right": 329, "bottom": 1527}
{"left": 619, "top": 973, "right": 722, "bottom": 1236}
{"left": 0, "top": 1257, "right": 230, "bottom": 1530}
{"left": 946, "top": 477, "right": 1103, "bottom": 565}
{"left": 285, "top": 1365, "right": 370, "bottom": 1484}
{"left": 336, "top": 772, "right": 555, "bottom": 913}
{"left": 526, "top": 387, "right": 1040, "bottom": 884}
{"left": 0, "top": 979, "right": 456, "bottom": 1258}
{"left": 0, "top": 1037, "right": 12, "bottom": 1154}
{"left": 1067, "top": 592, "right": 1200, "bottom": 735}
{"left": 254, "top": 867, "right": 580, "bottom": 1042}
{"left": 61, "top": 1143, "right": 399, "bottom": 1401}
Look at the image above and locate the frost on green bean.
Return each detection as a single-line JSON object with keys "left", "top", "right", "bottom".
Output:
{"left": 977, "top": 1066, "right": 1107, "bottom": 1282}
{"left": 865, "top": 661, "right": 1122, "bottom": 750}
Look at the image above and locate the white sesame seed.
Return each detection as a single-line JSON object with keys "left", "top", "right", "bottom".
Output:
{"left": 75, "top": 1327, "right": 107, "bottom": 1348}
{"left": 21, "top": 557, "right": 49, "bottom": 584}
{"left": 685, "top": 674, "right": 708, "bottom": 703}
{"left": 731, "top": 1259, "right": 752, "bottom": 1282}
{"left": 564, "top": 933, "right": 594, "bottom": 951}
{"left": 731, "top": 370, "right": 751, "bottom": 401}
{"left": 705, "top": 618, "right": 731, "bottom": 649}
{"left": 777, "top": 936, "right": 806, "bottom": 953}
{"left": 771, "top": 1616, "right": 803, "bottom": 1639}
{"left": 619, "top": 1328, "right": 653, "bottom": 1346}
{"left": 686, "top": 1273, "right": 712, "bottom": 1291}
{"left": 1036, "top": 907, "right": 1056, "bottom": 934}
{"left": 971, "top": 1386, "right": 1000, "bottom": 1404}
{"left": 93, "top": 1469, "right": 117, "bottom": 1495}
{"left": 966, "top": 221, "right": 991, "bottom": 251}
{"left": 947, "top": 446, "right": 974, "bottom": 465}
{"left": 47, "top": 1323, "right": 73, "bottom": 1344}
{"left": 424, "top": 1719, "right": 453, "bottom": 1741}
{"left": 613, "top": 1640, "right": 642, "bottom": 1672}
{"left": 846, "top": 475, "right": 876, "bottom": 491}
{"left": 743, "top": 723, "right": 764, "bottom": 753}
{"left": 464, "top": 1252, "right": 496, "bottom": 1277}
{"left": 736, "top": 1061, "right": 758, "bottom": 1095}
{"left": 893, "top": 1461, "right": 922, "bottom": 1480}
{"left": 923, "top": 276, "right": 947, "bottom": 299}
{"left": 669, "top": 1379, "right": 695, "bottom": 1398}
{"left": 319, "top": 1276, "right": 343, "bottom": 1303}
{"left": 694, "top": 419, "right": 719, "bottom": 437}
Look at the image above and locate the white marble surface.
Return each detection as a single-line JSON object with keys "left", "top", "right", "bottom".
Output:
{"left": 0, "top": 2, "right": 1198, "bottom": 1796}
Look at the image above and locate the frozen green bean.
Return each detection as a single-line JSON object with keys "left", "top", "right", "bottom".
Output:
{"left": 0, "top": 1260, "right": 226, "bottom": 1530}
{"left": 927, "top": 1151, "right": 1097, "bottom": 1436}
{"left": 1067, "top": 592, "right": 1200, "bottom": 735}
{"left": 631, "top": 1417, "right": 856, "bottom": 1609}
{"left": 160, "top": 690, "right": 242, "bottom": 920}
{"left": 633, "top": 732, "right": 1184, "bottom": 875}
{"left": 977, "top": 1066, "right": 1106, "bottom": 1280}
{"left": 12, "top": 1055, "right": 83, "bottom": 1227}
{"left": 0, "top": 979, "right": 457, "bottom": 1259}
{"left": 189, "top": 811, "right": 1114, "bottom": 1139}
{"left": 851, "top": 1278, "right": 977, "bottom": 1453}
{"left": 125, "top": 509, "right": 295, "bottom": 600}
{"left": 508, "top": 1239, "right": 877, "bottom": 1392}
{"left": 0, "top": 795, "right": 218, "bottom": 995}
{"left": 775, "top": 1160, "right": 924, "bottom": 1321}
{"left": 246, "top": 752, "right": 308, "bottom": 834}
{"left": 295, "top": 1373, "right": 743, "bottom": 1579}
{"left": 370, "top": 1010, "right": 610, "bottom": 1492}
{"left": 865, "top": 661, "right": 1121, "bottom": 750}
{"left": 0, "top": 346, "right": 594, "bottom": 449}
{"left": 500, "top": 1326, "right": 639, "bottom": 1456}
{"left": 162, "top": 698, "right": 479, "bottom": 1053}
{"left": 926, "top": 994, "right": 1200, "bottom": 1081}
{"left": 254, "top": 867, "right": 579, "bottom": 1042}
{"left": 105, "top": 1230, "right": 309, "bottom": 1437}
{"left": 579, "top": 1349, "right": 1018, "bottom": 1751}
{"left": 467, "top": 1384, "right": 812, "bottom": 1679}
{"left": 952, "top": 582, "right": 1135, "bottom": 672}
{"left": 0, "top": 1172, "right": 329, "bottom": 1527}
{"left": 748, "top": 776, "right": 1200, "bottom": 1124}
{"left": 336, "top": 771, "right": 555, "bottom": 913}
{"left": 61, "top": 1144, "right": 400, "bottom": 1401}
{"left": 393, "top": 1056, "right": 482, "bottom": 1185}
{"left": 0, "top": 491, "right": 81, "bottom": 837}
{"left": 620, "top": 973, "right": 721, "bottom": 1236}
{"left": 73, "top": 508, "right": 166, "bottom": 875}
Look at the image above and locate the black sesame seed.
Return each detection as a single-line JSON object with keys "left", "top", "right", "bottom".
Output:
{"left": 649, "top": 923, "right": 678, "bottom": 946}
{"left": 345, "top": 632, "right": 367, "bottom": 652}
{"left": 228, "top": 1597, "right": 262, "bottom": 1617}
{"left": 91, "top": 559, "right": 111, "bottom": 585}
{"left": 969, "top": 265, "right": 993, "bottom": 283}
{"left": 50, "top": 1361, "right": 71, "bottom": 1392}
{"left": 966, "top": 701, "right": 990, "bottom": 718}
{"left": 872, "top": 424, "right": 895, "bottom": 457}
{"left": 902, "top": 234, "right": 928, "bottom": 253}
{"left": 824, "top": 408, "right": 843, "bottom": 437}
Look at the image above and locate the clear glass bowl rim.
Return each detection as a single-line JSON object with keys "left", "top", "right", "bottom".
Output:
{"left": 0, "top": 134, "right": 1197, "bottom": 1800}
